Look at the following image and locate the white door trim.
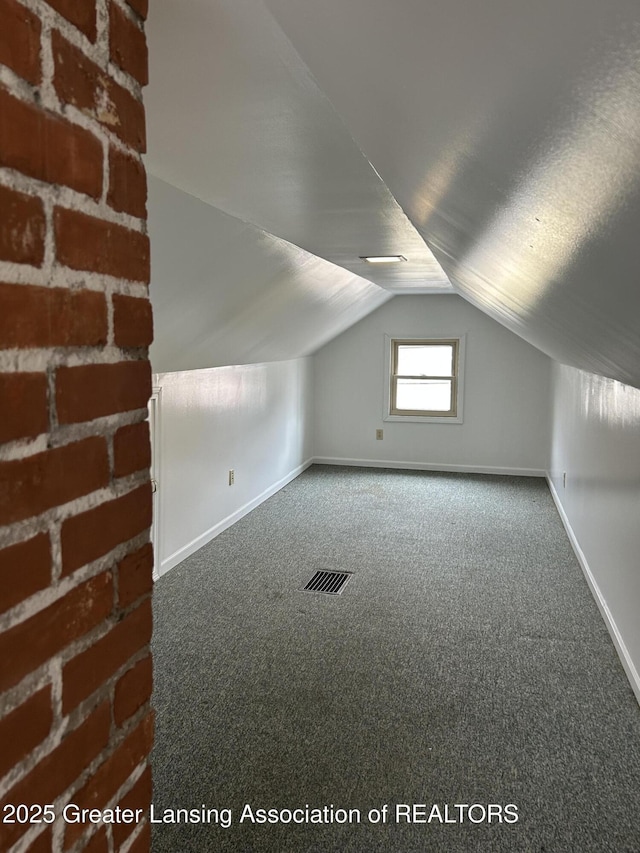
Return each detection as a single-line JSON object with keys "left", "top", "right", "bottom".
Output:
{"left": 148, "top": 386, "right": 162, "bottom": 581}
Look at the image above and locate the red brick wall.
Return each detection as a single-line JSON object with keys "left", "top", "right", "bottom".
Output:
{"left": 0, "top": 0, "right": 154, "bottom": 849}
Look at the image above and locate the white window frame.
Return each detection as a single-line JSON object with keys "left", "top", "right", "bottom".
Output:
{"left": 383, "top": 334, "right": 465, "bottom": 424}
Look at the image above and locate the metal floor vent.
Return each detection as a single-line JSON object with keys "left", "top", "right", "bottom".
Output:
{"left": 303, "top": 570, "right": 352, "bottom": 595}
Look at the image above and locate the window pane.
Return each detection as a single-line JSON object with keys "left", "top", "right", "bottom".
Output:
{"left": 395, "top": 379, "right": 452, "bottom": 411}
{"left": 396, "top": 344, "right": 453, "bottom": 376}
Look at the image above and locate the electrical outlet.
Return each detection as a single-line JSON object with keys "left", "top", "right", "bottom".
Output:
{"left": 376, "top": 429, "right": 384, "bottom": 440}
{"left": 562, "top": 472, "right": 567, "bottom": 488}
{"left": 228, "top": 469, "right": 235, "bottom": 485}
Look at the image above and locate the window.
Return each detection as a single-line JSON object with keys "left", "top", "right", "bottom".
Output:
{"left": 385, "top": 337, "right": 464, "bottom": 422}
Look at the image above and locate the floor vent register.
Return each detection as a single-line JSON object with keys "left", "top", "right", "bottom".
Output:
{"left": 303, "top": 570, "right": 352, "bottom": 595}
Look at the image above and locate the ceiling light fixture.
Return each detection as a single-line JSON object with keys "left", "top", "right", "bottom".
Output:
{"left": 360, "top": 255, "right": 407, "bottom": 264}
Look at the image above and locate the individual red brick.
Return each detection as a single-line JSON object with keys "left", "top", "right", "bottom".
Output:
{"left": 0, "top": 372, "right": 48, "bottom": 443}
{"left": 0, "top": 184, "right": 45, "bottom": 266}
{"left": 114, "top": 655, "right": 152, "bottom": 727}
{"left": 118, "top": 543, "right": 153, "bottom": 608}
{"left": 0, "top": 571, "right": 113, "bottom": 693}
{"left": 0, "top": 283, "right": 107, "bottom": 349}
{"left": 114, "top": 421, "right": 151, "bottom": 478}
{"left": 56, "top": 360, "right": 151, "bottom": 425}
{"left": 0, "top": 437, "right": 109, "bottom": 526}
{"left": 63, "top": 713, "right": 153, "bottom": 847}
{"left": 47, "top": 0, "right": 96, "bottom": 41}
{"left": 108, "top": 146, "right": 147, "bottom": 218}
{"left": 52, "top": 31, "right": 146, "bottom": 151}
{"left": 0, "top": 532, "right": 50, "bottom": 615}
{"left": 0, "top": 0, "right": 41, "bottom": 85}
{"left": 62, "top": 599, "right": 152, "bottom": 712}
{"left": 109, "top": 2, "right": 148, "bottom": 86}
{"left": 0, "top": 686, "right": 52, "bottom": 779}
{"left": 0, "top": 702, "right": 110, "bottom": 850}
{"left": 125, "top": 0, "right": 148, "bottom": 21}
{"left": 101, "top": 76, "right": 146, "bottom": 151}
{"left": 54, "top": 207, "right": 150, "bottom": 282}
{"left": 0, "top": 88, "right": 103, "bottom": 199}
{"left": 112, "top": 767, "right": 151, "bottom": 848}
{"left": 113, "top": 294, "right": 153, "bottom": 349}
{"left": 61, "top": 483, "right": 152, "bottom": 575}
{"left": 51, "top": 30, "right": 100, "bottom": 113}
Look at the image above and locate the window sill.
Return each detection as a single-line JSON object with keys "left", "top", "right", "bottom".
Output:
{"left": 383, "top": 413, "right": 464, "bottom": 424}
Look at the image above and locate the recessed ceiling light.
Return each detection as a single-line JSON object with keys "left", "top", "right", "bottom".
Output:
{"left": 360, "top": 255, "right": 407, "bottom": 264}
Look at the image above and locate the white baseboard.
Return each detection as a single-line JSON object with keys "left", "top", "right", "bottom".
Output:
{"left": 313, "top": 456, "right": 546, "bottom": 477}
{"left": 159, "top": 458, "right": 313, "bottom": 577}
{"left": 546, "top": 475, "right": 640, "bottom": 706}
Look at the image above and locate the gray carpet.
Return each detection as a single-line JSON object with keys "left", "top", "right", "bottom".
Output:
{"left": 151, "top": 465, "right": 640, "bottom": 852}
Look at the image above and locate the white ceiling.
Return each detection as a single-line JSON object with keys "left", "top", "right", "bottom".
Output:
{"left": 148, "top": 176, "right": 390, "bottom": 373}
{"left": 145, "top": 0, "right": 640, "bottom": 387}
{"left": 144, "top": 0, "right": 450, "bottom": 294}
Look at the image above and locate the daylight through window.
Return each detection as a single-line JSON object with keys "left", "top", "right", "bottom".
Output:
{"left": 390, "top": 338, "right": 460, "bottom": 417}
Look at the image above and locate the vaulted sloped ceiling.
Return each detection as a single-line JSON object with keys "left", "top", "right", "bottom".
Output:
{"left": 147, "top": 176, "right": 389, "bottom": 373}
{"left": 146, "top": 0, "right": 640, "bottom": 388}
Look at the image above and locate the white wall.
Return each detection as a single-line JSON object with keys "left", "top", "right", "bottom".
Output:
{"left": 549, "top": 363, "right": 640, "bottom": 701}
{"left": 313, "top": 295, "right": 551, "bottom": 474}
{"left": 153, "top": 358, "right": 313, "bottom": 575}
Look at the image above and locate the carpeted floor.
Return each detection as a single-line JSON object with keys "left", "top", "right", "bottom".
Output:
{"left": 151, "top": 465, "right": 640, "bottom": 852}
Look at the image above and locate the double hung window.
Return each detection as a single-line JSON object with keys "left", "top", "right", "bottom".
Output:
{"left": 387, "top": 338, "right": 462, "bottom": 420}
